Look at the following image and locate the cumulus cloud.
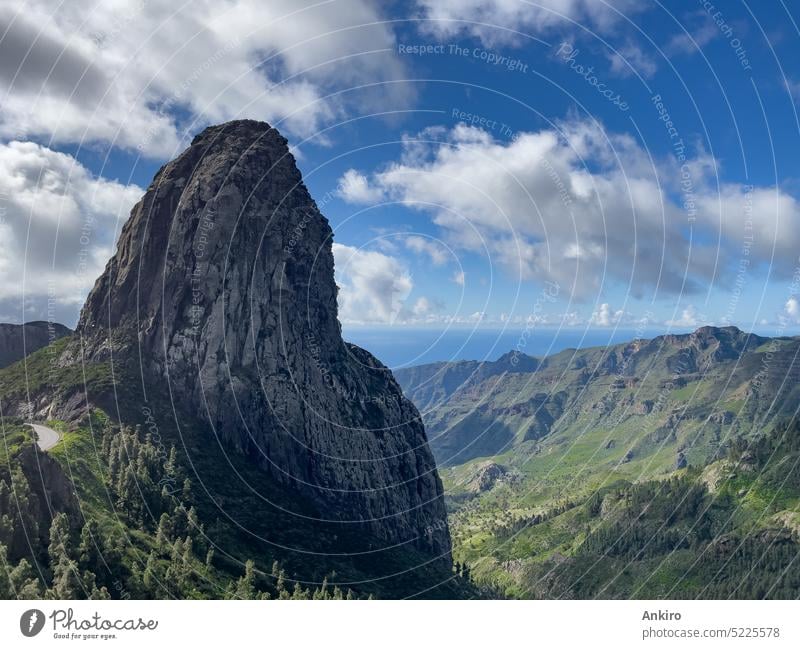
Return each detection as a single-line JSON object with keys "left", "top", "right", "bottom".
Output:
{"left": 332, "top": 243, "right": 413, "bottom": 324}
{"left": 336, "top": 169, "right": 385, "bottom": 204}
{"left": 332, "top": 243, "right": 452, "bottom": 324}
{"left": 452, "top": 270, "right": 466, "bottom": 286}
{"left": 404, "top": 236, "right": 449, "bottom": 265}
{"left": 666, "top": 305, "right": 703, "bottom": 328}
{"left": 589, "top": 302, "right": 624, "bottom": 326}
{"left": 0, "top": 1, "right": 410, "bottom": 157}
{"left": 785, "top": 296, "right": 800, "bottom": 323}
{"left": 336, "top": 120, "right": 800, "bottom": 302}
{"left": 414, "top": 0, "right": 640, "bottom": 45}
{"left": 0, "top": 141, "right": 142, "bottom": 323}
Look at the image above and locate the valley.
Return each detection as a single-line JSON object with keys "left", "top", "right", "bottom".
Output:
{"left": 396, "top": 327, "right": 800, "bottom": 598}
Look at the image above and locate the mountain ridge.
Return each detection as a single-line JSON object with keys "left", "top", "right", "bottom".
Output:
{"left": 395, "top": 325, "right": 795, "bottom": 467}
{"left": 0, "top": 321, "right": 71, "bottom": 369}
{"left": 392, "top": 325, "right": 800, "bottom": 598}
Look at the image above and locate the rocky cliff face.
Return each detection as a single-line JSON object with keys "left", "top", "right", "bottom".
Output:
{"left": 75, "top": 120, "right": 450, "bottom": 558}
{"left": 0, "top": 321, "right": 70, "bottom": 369}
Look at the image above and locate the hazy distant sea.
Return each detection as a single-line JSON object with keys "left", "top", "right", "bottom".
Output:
{"left": 342, "top": 327, "right": 687, "bottom": 370}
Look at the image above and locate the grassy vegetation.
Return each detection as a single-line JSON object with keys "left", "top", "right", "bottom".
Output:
{"left": 0, "top": 420, "right": 31, "bottom": 465}
{"left": 445, "top": 422, "right": 800, "bottom": 599}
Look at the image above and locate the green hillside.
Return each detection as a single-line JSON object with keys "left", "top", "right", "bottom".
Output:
{"left": 396, "top": 326, "right": 800, "bottom": 598}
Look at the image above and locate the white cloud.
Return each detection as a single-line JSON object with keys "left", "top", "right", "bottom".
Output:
{"left": 561, "top": 311, "right": 584, "bottom": 327}
{"left": 332, "top": 243, "right": 413, "bottom": 324}
{"left": 606, "top": 43, "right": 657, "bottom": 79}
{"left": 589, "top": 302, "right": 624, "bottom": 326}
{"left": 0, "top": 141, "right": 142, "bottom": 323}
{"left": 0, "top": 1, "right": 410, "bottom": 157}
{"left": 695, "top": 184, "right": 800, "bottom": 279}
{"left": 414, "top": 0, "right": 640, "bottom": 45}
{"left": 664, "top": 21, "right": 718, "bottom": 56}
{"left": 331, "top": 243, "right": 452, "bottom": 324}
{"left": 452, "top": 270, "right": 466, "bottom": 286}
{"left": 336, "top": 169, "right": 385, "bottom": 204}
{"left": 404, "top": 236, "right": 449, "bottom": 265}
{"left": 410, "top": 296, "right": 444, "bottom": 318}
{"left": 785, "top": 296, "right": 800, "bottom": 322}
{"left": 666, "top": 305, "right": 703, "bottom": 328}
{"left": 337, "top": 121, "right": 800, "bottom": 302}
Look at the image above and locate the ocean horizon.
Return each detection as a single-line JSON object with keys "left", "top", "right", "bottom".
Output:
{"left": 343, "top": 326, "right": 665, "bottom": 369}
{"left": 342, "top": 325, "right": 793, "bottom": 370}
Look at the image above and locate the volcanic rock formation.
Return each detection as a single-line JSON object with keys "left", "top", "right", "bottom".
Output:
{"left": 75, "top": 120, "right": 450, "bottom": 558}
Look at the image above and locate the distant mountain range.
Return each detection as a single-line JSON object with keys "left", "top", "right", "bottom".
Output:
{"left": 395, "top": 326, "right": 800, "bottom": 598}
{"left": 396, "top": 326, "right": 799, "bottom": 469}
{"left": 0, "top": 321, "right": 70, "bottom": 369}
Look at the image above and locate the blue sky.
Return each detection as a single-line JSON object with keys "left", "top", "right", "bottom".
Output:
{"left": 2, "top": 0, "right": 800, "bottom": 344}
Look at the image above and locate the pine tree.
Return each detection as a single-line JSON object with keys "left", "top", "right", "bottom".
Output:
{"left": 48, "top": 513, "right": 72, "bottom": 566}
{"left": 81, "top": 570, "right": 111, "bottom": 600}
{"left": 181, "top": 537, "right": 193, "bottom": 565}
{"left": 0, "top": 510, "right": 13, "bottom": 548}
{"left": 78, "top": 520, "right": 104, "bottom": 576}
{"left": 8, "top": 559, "right": 42, "bottom": 598}
{"left": 0, "top": 543, "right": 11, "bottom": 597}
{"left": 165, "top": 447, "right": 179, "bottom": 483}
{"left": 170, "top": 538, "right": 183, "bottom": 563}
{"left": 313, "top": 576, "right": 329, "bottom": 600}
{"left": 182, "top": 478, "right": 193, "bottom": 503}
{"left": 10, "top": 467, "right": 39, "bottom": 543}
{"left": 156, "top": 512, "right": 171, "bottom": 550}
{"left": 275, "top": 568, "right": 287, "bottom": 595}
{"left": 116, "top": 466, "right": 141, "bottom": 521}
{"left": 49, "top": 557, "right": 83, "bottom": 599}
{"left": 234, "top": 560, "right": 257, "bottom": 599}
{"left": 187, "top": 506, "right": 205, "bottom": 553}
{"left": 143, "top": 551, "right": 159, "bottom": 593}
{"left": 0, "top": 479, "right": 9, "bottom": 514}
{"left": 172, "top": 506, "right": 188, "bottom": 539}
{"left": 291, "top": 581, "right": 308, "bottom": 600}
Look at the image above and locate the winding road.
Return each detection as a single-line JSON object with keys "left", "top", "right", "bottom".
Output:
{"left": 27, "top": 423, "right": 61, "bottom": 451}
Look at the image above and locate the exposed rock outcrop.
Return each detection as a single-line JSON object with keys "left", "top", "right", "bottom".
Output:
{"left": 73, "top": 120, "right": 450, "bottom": 559}
{"left": 466, "top": 461, "right": 509, "bottom": 493}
